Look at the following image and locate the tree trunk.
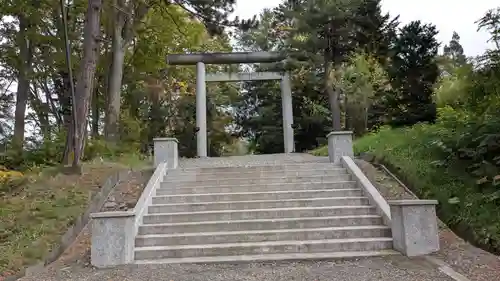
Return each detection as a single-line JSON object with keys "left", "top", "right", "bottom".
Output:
{"left": 28, "top": 89, "right": 51, "bottom": 139}
{"left": 61, "top": 70, "right": 74, "bottom": 164}
{"left": 93, "top": 35, "right": 112, "bottom": 139}
{"left": 59, "top": 0, "right": 78, "bottom": 164}
{"left": 344, "top": 94, "right": 352, "bottom": 131}
{"left": 13, "top": 17, "right": 33, "bottom": 150}
{"left": 104, "top": 0, "right": 150, "bottom": 143}
{"left": 104, "top": 47, "right": 125, "bottom": 142}
{"left": 104, "top": 0, "right": 126, "bottom": 143}
{"left": 56, "top": 71, "right": 73, "bottom": 128}
{"left": 91, "top": 84, "right": 100, "bottom": 138}
{"left": 68, "top": 0, "right": 103, "bottom": 168}
{"left": 325, "top": 61, "right": 342, "bottom": 131}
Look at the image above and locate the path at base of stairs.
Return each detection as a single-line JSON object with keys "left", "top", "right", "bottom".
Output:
{"left": 19, "top": 255, "right": 455, "bottom": 281}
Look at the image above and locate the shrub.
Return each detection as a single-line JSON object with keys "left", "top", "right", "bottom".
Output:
{"left": 353, "top": 125, "right": 500, "bottom": 254}
{"left": 0, "top": 167, "right": 25, "bottom": 194}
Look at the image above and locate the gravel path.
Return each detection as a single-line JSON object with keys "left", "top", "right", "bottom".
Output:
{"left": 20, "top": 256, "right": 453, "bottom": 281}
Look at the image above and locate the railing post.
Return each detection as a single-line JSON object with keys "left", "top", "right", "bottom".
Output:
{"left": 90, "top": 211, "right": 135, "bottom": 267}
{"left": 388, "top": 200, "right": 440, "bottom": 256}
{"left": 153, "top": 137, "right": 178, "bottom": 169}
{"left": 327, "top": 131, "right": 354, "bottom": 164}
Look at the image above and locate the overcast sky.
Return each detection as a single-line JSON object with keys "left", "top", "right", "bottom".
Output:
{"left": 232, "top": 0, "right": 498, "bottom": 57}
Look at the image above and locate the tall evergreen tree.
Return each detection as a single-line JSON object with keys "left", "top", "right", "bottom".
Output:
{"left": 275, "top": 0, "right": 396, "bottom": 130}
{"left": 385, "top": 20, "right": 440, "bottom": 127}
{"left": 233, "top": 8, "right": 332, "bottom": 153}
{"left": 443, "top": 31, "right": 467, "bottom": 67}
{"left": 352, "top": 0, "right": 399, "bottom": 63}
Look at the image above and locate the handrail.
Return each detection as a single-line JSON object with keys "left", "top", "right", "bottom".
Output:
{"left": 132, "top": 162, "right": 167, "bottom": 235}
{"left": 341, "top": 156, "right": 392, "bottom": 224}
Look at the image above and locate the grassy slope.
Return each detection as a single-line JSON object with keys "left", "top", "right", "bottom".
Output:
{"left": 311, "top": 126, "right": 500, "bottom": 253}
{"left": 0, "top": 155, "right": 149, "bottom": 276}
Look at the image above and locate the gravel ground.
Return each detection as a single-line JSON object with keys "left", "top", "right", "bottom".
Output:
{"left": 16, "top": 153, "right": 500, "bottom": 281}
{"left": 20, "top": 256, "right": 453, "bottom": 281}
{"left": 356, "top": 158, "right": 500, "bottom": 281}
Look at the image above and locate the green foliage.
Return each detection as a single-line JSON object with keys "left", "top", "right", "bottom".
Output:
{"left": 434, "top": 32, "right": 472, "bottom": 108}
{"left": 477, "top": 7, "right": 500, "bottom": 50}
{"left": 312, "top": 9, "right": 500, "bottom": 248}
{"left": 383, "top": 20, "right": 440, "bottom": 127}
{"left": 331, "top": 6, "right": 500, "bottom": 254}
{"left": 443, "top": 32, "right": 467, "bottom": 66}
{"left": 0, "top": 119, "right": 143, "bottom": 171}
{"left": 346, "top": 34, "right": 500, "bottom": 251}
{"left": 234, "top": 74, "right": 333, "bottom": 154}
{"left": 431, "top": 107, "right": 500, "bottom": 190}
{"left": 0, "top": 1, "right": 243, "bottom": 169}
{"left": 434, "top": 64, "right": 473, "bottom": 108}
{"left": 174, "top": 0, "right": 258, "bottom": 35}
{"left": 333, "top": 52, "right": 390, "bottom": 135}
{"left": 352, "top": 125, "right": 500, "bottom": 253}
{"left": 277, "top": 0, "right": 395, "bottom": 64}
{"left": 233, "top": 0, "right": 395, "bottom": 152}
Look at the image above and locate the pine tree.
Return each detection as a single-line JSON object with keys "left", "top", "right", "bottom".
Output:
{"left": 443, "top": 32, "right": 467, "bottom": 66}
{"left": 386, "top": 20, "right": 440, "bottom": 127}
{"left": 275, "top": 0, "right": 396, "bottom": 130}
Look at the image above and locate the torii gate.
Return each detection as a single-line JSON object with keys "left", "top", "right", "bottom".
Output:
{"left": 167, "top": 52, "right": 294, "bottom": 157}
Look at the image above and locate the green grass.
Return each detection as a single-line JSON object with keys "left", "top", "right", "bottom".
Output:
{"left": 310, "top": 145, "right": 328, "bottom": 157}
{"left": 312, "top": 125, "right": 500, "bottom": 253}
{"left": 0, "top": 155, "right": 150, "bottom": 277}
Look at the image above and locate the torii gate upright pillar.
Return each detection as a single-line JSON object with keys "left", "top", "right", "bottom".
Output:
{"left": 280, "top": 72, "right": 295, "bottom": 154}
{"left": 195, "top": 62, "right": 207, "bottom": 157}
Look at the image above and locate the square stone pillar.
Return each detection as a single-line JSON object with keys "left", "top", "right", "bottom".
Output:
{"left": 388, "top": 200, "right": 440, "bottom": 257}
{"left": 90, "top": 211, "right": 135, "bottom": 267}
{"left": 327, "top": 131, "right": 354, "bottom": 164}
{"left": 153, "top": 137, "right": 178, "bottom": 169}
{"left": 196, "top": 62, "right": 208, "bottom": 157}
{"left": 280, "top": 72, "right": 295, "bottom": 153}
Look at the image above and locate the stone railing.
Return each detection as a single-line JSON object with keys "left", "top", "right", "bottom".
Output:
{"left": 90, "top": 138, "right": 178, "bottom": 268}
{"left": 327, "top": 131, "right": 440, "bottom": 256}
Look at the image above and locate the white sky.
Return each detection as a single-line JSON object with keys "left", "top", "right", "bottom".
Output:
{"left": 232, "top": 0, "right": 498, "bottom": 57}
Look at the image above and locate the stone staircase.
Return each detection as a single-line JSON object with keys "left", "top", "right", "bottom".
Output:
{"left": 133, "top": 160, "right": 394, "bottom": 264}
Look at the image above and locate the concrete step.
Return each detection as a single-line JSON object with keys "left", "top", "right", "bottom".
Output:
{"left": 161, "top": 174, "right": 352, "bottom": 187}
{"left": 156, "top": 181, "right": 356, "bottom": 195}
{"left": 151, "top": 189, "right": 364, "bottom": 204}
{"left": 138, "top": 215, "right": 384, "bottom": 235}
{"left": 135, "top": 225, "right": 391, "bottom": 247}
{"left": 176, "top": 163, "right": 341, "bottom": 174}
{"left": 134, "top": 250, "right": 399, "bottom": 264}
{"left": 148, "top": 197, "right": 371, "bottom": 213}
{"left": 165, "top": 168, "right": 348, "bottom": 181}
{"left": 134, "top": 237, "right": 393, "bottom": 260}
{"left": 142, "top": 206, "right": 377, "bottom": 224}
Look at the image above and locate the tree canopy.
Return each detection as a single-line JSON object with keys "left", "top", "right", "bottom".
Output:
{"left": 0, "top": 0, "right": 498, "bottom": 170}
